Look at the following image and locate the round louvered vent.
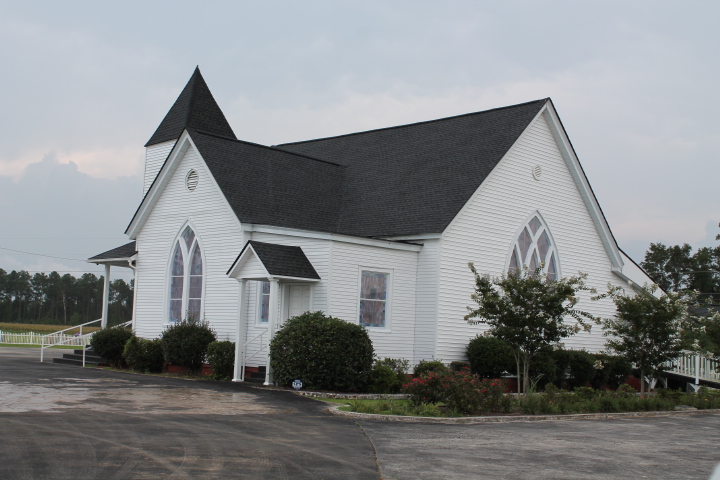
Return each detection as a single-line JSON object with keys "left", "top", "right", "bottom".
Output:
{"left": 186, "top": 170, "right": 199, "bottom": 191}
{"left": 532, "top": 165, "right": 542, "bottom": 181}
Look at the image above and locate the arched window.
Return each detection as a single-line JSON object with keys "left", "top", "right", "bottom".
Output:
{"left": 168, "top": 226, "right": 203, "bottom": 322}
{"left": 508, "top": 214, "right": 559, "bottom": 280}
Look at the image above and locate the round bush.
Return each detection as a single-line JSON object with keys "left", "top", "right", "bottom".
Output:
{"left": 207, "top": 340, "right": 236, "bottom": 381}
{"left": 90, "top": 326, "right": 133, "bottom": 367}
{"left": 466, "top": 335, "right": 515, "bottom": 378}
{"left": 269, "top": 311, "right": 374, "bottom": 391}
{"left": 413, "top": 359, "right": 448, "bottom": 376}
{"left": 553, "top": 349, "right": 596, "bottom": 390}
{"left": 123, "top": 336, "right": 164, "bottom": 373}
{"left": 160, "top": 319, "right": 217, "bottom": 374}
{"left": 367, "top": 364, "right": 401, "bottom": 393}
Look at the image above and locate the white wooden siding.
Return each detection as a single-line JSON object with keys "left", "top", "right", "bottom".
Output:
{"left": 413, "top": 238, "right": 440, "bottom": 364}
{"left": 329, "top": 242, "right": 417, "bottom": 362}
{"left": 134, "top": 144, "right": 245, "bottom": 341}
{"left": 436, "top": 111, "right": 635, "bottom": 362}
{"left": 143, "top": 140, "right": 176, "bottom": 196}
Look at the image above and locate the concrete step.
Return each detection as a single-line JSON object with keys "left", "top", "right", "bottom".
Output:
{"left": 53, "top": 357, "right": 101, "bottom": 366}
{"left": 58, "top": 353, "right": 106, "bottom": 363}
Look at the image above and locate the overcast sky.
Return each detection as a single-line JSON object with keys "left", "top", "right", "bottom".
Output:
{"left": 0, "top": 1, "right": 718, "bottom": 282}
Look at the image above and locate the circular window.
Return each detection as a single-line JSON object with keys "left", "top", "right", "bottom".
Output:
{"left": 185, "top": 170, "right": 199, "bottom": 191}
{"left": 532, "top": 165, "right": 542, "bottom": 181}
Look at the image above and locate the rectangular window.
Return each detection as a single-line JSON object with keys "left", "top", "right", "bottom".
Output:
{"left": 359, "top": 270, "right": 389, "bottom": 328}
{"left": 258, "top": 281, "right": 270, "bottom": 323}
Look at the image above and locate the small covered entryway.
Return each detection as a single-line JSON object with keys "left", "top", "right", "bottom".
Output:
{"left": 227, "top": 240, "right": 320, "bottom": 385}
{"left": 87, "top": 241, "right": 138, "bottom": 329}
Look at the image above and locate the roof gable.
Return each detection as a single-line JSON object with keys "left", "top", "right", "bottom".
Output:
{"left": 227, "top": 241, "right": 320, "bottom": 280}
{"left": 145, "top": 67, "right": 236, "bottom": 147}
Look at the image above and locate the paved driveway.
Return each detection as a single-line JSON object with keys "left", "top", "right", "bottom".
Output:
{"left": 0, "top": 348, "right": 378, "bottom": 479}
{"left": 3, "top": 347, "right": 720, "bottom": 480}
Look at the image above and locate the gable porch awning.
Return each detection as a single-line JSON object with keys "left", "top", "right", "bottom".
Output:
{"left": 227, "top": 240, "right": 320, "bottom": 282}
{"left": 87, "top": 241, "right": 137, "bottom": 268}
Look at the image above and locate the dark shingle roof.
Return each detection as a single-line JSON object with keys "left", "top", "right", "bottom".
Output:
{"left": 189, "top": 130, "right": 346, "bottom": 233}
{"left": 145, "top": 67, "right": 236, "bottom": 147}
{"left": 88, "top": 242, "right": 137, "bottom": 261}
{"left": 276, "top": 99, "right": 547, "bottom": 237}
{"left": 237, "top": 241, "right": 320, "bottom": 279}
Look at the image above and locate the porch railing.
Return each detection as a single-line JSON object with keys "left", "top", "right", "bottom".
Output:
{"left": 665, "top": 351, "right": 720, "bottom": 385}
{"left": 40, "top": 319, "right": 132, "bottom": 366}
{"left": 239, "top": 331, "right": 266, "bottom": 382}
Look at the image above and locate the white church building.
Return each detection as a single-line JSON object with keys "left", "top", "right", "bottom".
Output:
{"left": 89, "top": 67, "right": 652, "bottom": 381}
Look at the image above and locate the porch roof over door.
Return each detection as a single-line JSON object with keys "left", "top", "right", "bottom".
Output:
{"left": 87, "top": 241, "right": 137, "bottom": 267}
{"left": 227, "top": 240, "right": 320, "bottom": 282}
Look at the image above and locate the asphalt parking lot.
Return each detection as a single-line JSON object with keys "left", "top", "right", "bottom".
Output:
{"left": 2, "top": 347, "right": 720, "bottom": 479}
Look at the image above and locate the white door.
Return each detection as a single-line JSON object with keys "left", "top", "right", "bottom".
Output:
{"left": 284, "top": 284, "right": 312, "bottom": 322}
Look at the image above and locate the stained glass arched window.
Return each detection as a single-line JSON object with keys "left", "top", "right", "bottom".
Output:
{"left": 508, "top": 214, "right": 559, "bottom": 280}
{"left": 168, "top": 226, "right": 203, "bottom": 322}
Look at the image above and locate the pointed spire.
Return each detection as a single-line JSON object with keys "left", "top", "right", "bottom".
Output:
{"left": 145, "top": 67, "right": 236, "bottom": 147}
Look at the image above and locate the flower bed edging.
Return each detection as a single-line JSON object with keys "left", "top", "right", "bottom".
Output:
{"left": 297, "top": 391, "right": 409, "bottom": 400}
{"left": 326, "top": 404, "right": 720, "bottom": 424}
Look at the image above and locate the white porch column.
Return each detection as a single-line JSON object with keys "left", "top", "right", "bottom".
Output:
{"left": 264, "top": 278, "right": 280, "bottom": 386}
{"left": 101, "top": 264, "right": 111, "bottom": 329}
{"left": 129, "top": 260, "right": 138, "bottom": 332}
{"left": 233, "top": 279, "right": 248, "bottom": 382}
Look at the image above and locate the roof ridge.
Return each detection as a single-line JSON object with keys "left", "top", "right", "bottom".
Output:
{"left": 192, "top": 129, "right": 346, "bottom": 167}
{"left": 278, "top": 98, "right": 549, "bottom": 147}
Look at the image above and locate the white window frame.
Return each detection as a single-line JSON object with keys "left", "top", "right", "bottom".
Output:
{"left": 165, "top": 222, "right": 206, "bottom": 324}
{"left": 357, "top": 266, "right": 393, "bottom": 331}
{"left": 505, "top": 211, "right": 561, "bottom": 279}
{"left": 256, "top": 280, "right": 271, "bottom": 326}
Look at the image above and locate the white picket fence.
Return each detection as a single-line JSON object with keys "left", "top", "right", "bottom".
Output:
{"left": 0, "top": 330, "right": 91, "bottom": 346}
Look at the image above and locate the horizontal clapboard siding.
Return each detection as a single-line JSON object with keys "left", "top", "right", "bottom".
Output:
{"left": 329, "top": 241, "right": 417, "bottom": 362}
{"left": 143, "top": 140, "right": 176, "bottom": 196}
{"left": 436, "top": 112, "right": 632, "bottom": 362}
{"left": 134, "top": 145, "right": 245, "bottom": 341}
{"left": 413, "top": 238, "right": 439, "bottom": 364}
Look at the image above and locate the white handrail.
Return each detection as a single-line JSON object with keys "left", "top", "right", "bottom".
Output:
{"left": 239, "top": 331, "right": 265, "bottom": 382}
{"left": 40, "top": 319, "right": 132, "bottom": 363}
{"left": 665, "top": 351, "right": 720, "bottom": 385}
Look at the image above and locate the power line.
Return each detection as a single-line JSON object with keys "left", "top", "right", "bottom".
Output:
{"left": 0, "top": 246, "right": 89, "bottom": 263}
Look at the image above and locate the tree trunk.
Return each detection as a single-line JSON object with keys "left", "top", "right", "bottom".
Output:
{"left": 640, "top": 368, "right": 645, "bottom": 396}
{"left": 514, "top": 353, "right": 522, "bottom": 395}
{"left": 523, "top": 357, "right": 531, "bottom": 395}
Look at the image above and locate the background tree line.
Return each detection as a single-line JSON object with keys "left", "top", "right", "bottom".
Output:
{"left": 640, "top": 224, "right": 720, "bottom": 303}
{"left": 0, "top": 269, "right": 133, "bottom": 326}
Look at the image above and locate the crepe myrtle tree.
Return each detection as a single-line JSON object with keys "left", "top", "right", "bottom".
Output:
{"left": 594, "top": 284, "right": 693, "bottom": 395}
{"left": 464, "top": 263, "right": 595, "bottom": 395}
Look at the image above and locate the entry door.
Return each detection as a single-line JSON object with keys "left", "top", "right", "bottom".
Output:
{"left": 284, "top": 284, "right": 312, "bottom": 322}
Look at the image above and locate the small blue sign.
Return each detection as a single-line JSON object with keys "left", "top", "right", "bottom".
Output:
{"left": 292, "top": 379, "right": 303, "bottom": 390}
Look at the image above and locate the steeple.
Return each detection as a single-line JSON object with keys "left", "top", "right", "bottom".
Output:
{"left": 145, "top": 67, "right": 236, "bottom": 147}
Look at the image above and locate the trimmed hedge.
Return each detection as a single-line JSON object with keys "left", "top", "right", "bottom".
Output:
{"left": 207, "top": 340, "right": 235, "bottom": 380}
{"left": 413, "top": 359, "right": 448, "bottom": 376}
{"left": 269, "top": 311, "right": 374, "bottom": 391}
{"left": 466, "top": 335, "right": 515, "bottom": 378}
{"left": 90, "top": 326, "right": 133, "bottom": 367}
{"left": 123, "top": 336, "right": 164, "bottom": 373}
{"left": 160, "top": 319, "right": 217, "bottom": 374}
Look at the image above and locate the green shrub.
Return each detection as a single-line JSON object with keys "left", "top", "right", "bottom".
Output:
{"left": 367, "top": 364, "right": 402, "bottom": 394}
{"left": 466, "top": 335, "right": 515, "bottom": 378}
{"left": 160, "top": 319, "right": 217, "bottom": 374}
{"left": 123, "top": 336, "right": 164, "bottom": 373}
{"left": 207, "top": 340, "right": 236, "bottom": 381}
{"left": 375, "top": 357, "right": 410, "bottom": 375}
{"left": 269, "top": 311, "right": 374, "bottom": 391}
{"left": 528, "top": 349, "right": 558, "bottom": 390}
{"left": 450, "top": 361, "right": 471, "bottom": 372}
{"left": 90, "top": 326, "right": 133, "bottom": 367}
{"left": 554, "top": 349, "right": 596, "bottom": 390}
{"left": 590, "top": 354, "right": 633, "bottom": 390}
{"left": 413, "top": 359, "right": 448, "bottom": 376}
